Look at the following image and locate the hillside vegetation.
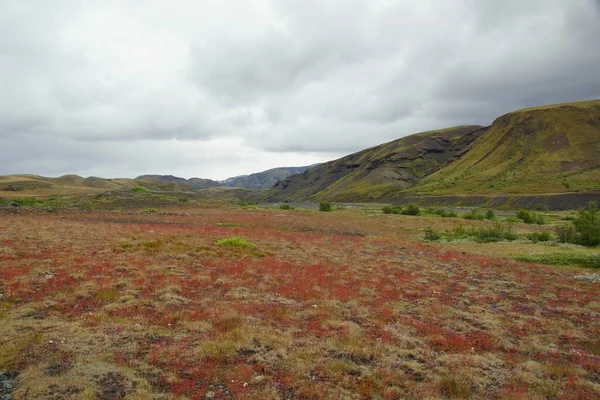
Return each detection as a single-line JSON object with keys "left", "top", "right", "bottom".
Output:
{"left": 269, "top": 126, "right": 485, "bottom": 202}
{"left": 414, "top": 100, "right": 600, "bottom": 195}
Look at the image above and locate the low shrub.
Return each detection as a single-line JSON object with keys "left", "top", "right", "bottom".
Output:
{"left": 382, "top": 206, "right": 393, "bottom": 214}
{"left": 526, "top": 232, "right": 552, "bottom": 243}
{"left": 432, "top": 209, "right": 457, "bottom": 218}
{"left": 445, "top": 223, "right": 517, "bottom": 243}
{"left": 573, "top": 201, "right": 600, "bottom": 247}
{"left": 280, "top": 204, "right": 293, "bottom": 210}
{"left": 554, "top": 202, "right": 600, "bottom": 247}
{"left": 144, "top": 207, "right": 158, "bottom": 214}
{"left": 131, "top": 186, "right": 149, "bottom": 193}
{"left": 463, "top": 209, "right": 485, "bottom": 220}
{"left": 473, "top": 223, "right": 517, "bottom": 243}
{"left": 401, "top": 203, "right": 421, "bottom": 216}
{"left": 319, "top": 201, "right": 332, "bottom": 212}
{"left": 424, "top": 226, "right": 442, "bottom": 242}
{"left": 516, "top": 210, "right": 545, "bottom": 225}
{"left": 485, "top": 209, "right": 496, "bottom": 220}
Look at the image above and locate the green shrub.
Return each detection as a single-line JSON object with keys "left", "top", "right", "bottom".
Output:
{"left": 446, "top": 222, "right": 517, "bottom": 243}
{"left": 473, "top": 223, "right": 517, "bottom": 243}
{"left": 572, "top": 201, "right": 600, "bottom": 247}
{"left": 463, "top": 209, "right": 485, "bottom": 220}
{"left": 280, "top": 204, "right": 293, "bottom": 210}
{"left": 132, "top": 186, "right": 149, "bottom": 193}
{"left": 382, "top": 206, "right": 393, "bottom": 214}
{"left": 485, "top": 209, "right": 496, "bottom": 220}
{"left": 401, "top": 203, "right": 420, "bottom": 216}
{"left": 424, "top": 226, "right": 441, "bottom": 242}
{"left": 319, "top": 201, "right": 332, "bottom": 212}
{"left": 144, "top": 207, "right": 158, "bottom": 214}
{"left": 554, "top": 224, "right": 578, "bottom": 243}
{"left": 516, "top": 210, "right": 545, "bottom": 225}
{"left": 527, "top": 232, "right": 552, "bottom": 243}
{"left": 216, "top": 237, "right": 257, "bottom": 249}
{"left": 433, "top": 209, "right": 458, "bottom": 218}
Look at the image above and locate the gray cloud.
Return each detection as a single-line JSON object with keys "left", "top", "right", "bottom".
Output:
{"left": 1, "top": 0, "right": 599, "bottom": 179}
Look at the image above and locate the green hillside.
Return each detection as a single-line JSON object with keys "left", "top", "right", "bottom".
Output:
{"left": 269, "top": 125, "right": 485, "bottom": 202}
{"left": 412, "top": 100, "right": 600, "bottom": 195}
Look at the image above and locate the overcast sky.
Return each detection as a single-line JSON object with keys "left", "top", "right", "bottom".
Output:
{"left": 1, "top": 0, "right": 599, "bottom": 180}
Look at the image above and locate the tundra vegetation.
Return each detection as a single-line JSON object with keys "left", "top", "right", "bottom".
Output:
{"left": 0, "top": 201, "right": 599, "bottom": 399}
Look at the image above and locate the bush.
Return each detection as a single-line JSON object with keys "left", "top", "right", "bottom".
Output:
{"left": 401, "top": 203, "right": 420, "bottom": 216}
{"left": 516, "top": 210, "right": 545, "bottom": 225}
{"left": 424, "top": 226, "right": 441, "bottom": 241}
{"left": 573, "top": 201, "right": 600, "bottom": 247}
{"left": 463, "top": 209, "right": 485, "bottom": 220}
{"left": 144, "top": 207, "right": 158, "bottom": 214}
{"left": 446, "top": 223, "right": 517, "bottom": 243}
{"left": 473, "top": 223, "right": 517, "bottom": 243}
{"left": 485, "top": 209, "right": 496, "bottom": 220}
{"left": 382, "top": 206, "right": 393, "bottom": 214}
{"left": 319, "top": 201, "right": 332, "bottom": 212}
{"left": 433, "top": 209, "right": 458, "bottom": 218}
{"left": 280, "top": 204, "right": 293, "bottom": 210}
{"left": 526, "top": 232, "right": 552, "bottom": 243}
{"left": 554, "top": 224, "right": 578, "bottom": 244}
{"left": 554, "top": 202, "right": 600, "bottom": 247}
{"left": 132, "top": 186, "right": 149, "bottom": 193}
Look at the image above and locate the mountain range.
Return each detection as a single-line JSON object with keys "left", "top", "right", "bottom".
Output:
{"left": 2, "top": 99, "right": 599, "bottom": 209}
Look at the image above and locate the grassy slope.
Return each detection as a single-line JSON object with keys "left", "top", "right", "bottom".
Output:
{"left": 269, "top": 125, "right": 484, "bottom": 202}
{"left": 412, "top": 100, "right": 600, "bottom": 195}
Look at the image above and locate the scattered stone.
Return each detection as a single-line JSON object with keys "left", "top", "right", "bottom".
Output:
{"left": 0, "top": 371, "right": 18, "bottom": 400}
{"left": 205, "top": 390, "right": 215, "bottom": 398}
{"left": 574, "top": 273, "right": 600, "bottom": 283}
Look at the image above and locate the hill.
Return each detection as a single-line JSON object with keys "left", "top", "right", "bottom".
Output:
{"left": 136, "top": 175, "right": 220, "bottom": 190}
{"left": 412, "top": 99, "right": 600, "bottom": 195}
{"left": 269, "top": 126, "right": 485, "bottom": 202}
{"left": 268, "top": 99, "right": 600, "bottom": 203}
{"left": 222, "top": 166, "right": 314, "bottom": 190}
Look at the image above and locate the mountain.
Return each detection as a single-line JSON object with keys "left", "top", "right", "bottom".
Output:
{"left": 268, "top": 99, "right": 600, "bottom": 203}
{"left": 269, "top": 126, "right": 485, "bottom": 202}
{"left": 222, "top": 166, "right": 315, "bottom": 190}
{"left": 412, "top": 100, "right": 600, "bottom": 195}
{"left": 136, "top": 175, "right": 220, "bottom": 190}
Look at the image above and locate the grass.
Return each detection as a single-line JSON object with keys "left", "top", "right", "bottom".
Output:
{"left": 215, "top": 237, "right": 257, "bottom": 249}
{"left": 516, "top": 253, "right": 600, "bottom": 268}
{"left": 1, "top": 206, "right": 599, "bottom": 398}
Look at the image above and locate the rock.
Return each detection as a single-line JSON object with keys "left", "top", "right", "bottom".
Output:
{"left": 205, "top": 390, "right": 215, "bottom": 399}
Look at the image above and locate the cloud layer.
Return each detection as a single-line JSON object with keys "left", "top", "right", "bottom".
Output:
{"left": 1, "top": 0, "right": 599, "bottom": 179}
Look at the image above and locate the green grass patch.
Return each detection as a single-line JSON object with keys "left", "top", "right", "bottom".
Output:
{"left": 216, "top": 237, "right": 257, "bottom": 249}
{"left": 132, "top": 186, "right": 150, "bottom": 193}
{"left": 516, "top": 253, "right": 600, "bottom": 268}
{"left": 13, "top": 197, "right": 38, "bottom": 206}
